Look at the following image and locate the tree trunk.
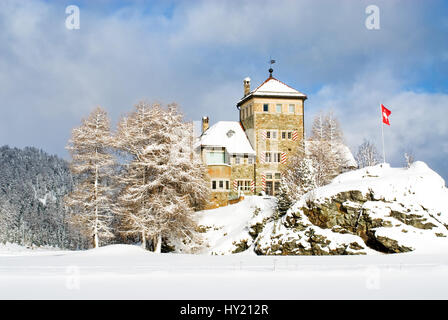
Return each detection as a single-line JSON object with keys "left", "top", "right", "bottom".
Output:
{"left": 93, "top": 162, "right": 99, "bottom": 249}
{"left": 141, "top": 230, "right": 146, "bottom": 249}
{"left": 154, "top": 234, "right": 162, "bottom": 253}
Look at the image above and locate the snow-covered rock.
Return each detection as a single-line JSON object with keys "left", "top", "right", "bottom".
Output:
{"left": 257, "top": 161, "right": 448, "bottom": 255}
{"left": 194, "top": 196, "right": 276, "bottom": 255}
{"left": 197, "top": 161, "right": 448, "bottom": 255}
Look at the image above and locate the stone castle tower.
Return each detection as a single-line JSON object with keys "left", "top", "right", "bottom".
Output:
{"left": 195, "top": 68, "right": 307, "bottom": 208}
{"left": 237, "top": 68, "right": 307, "bottom": 195}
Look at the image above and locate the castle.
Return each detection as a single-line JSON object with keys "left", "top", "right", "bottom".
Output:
{"left": 195, "top": 68, "right": 307, "bottom": 208}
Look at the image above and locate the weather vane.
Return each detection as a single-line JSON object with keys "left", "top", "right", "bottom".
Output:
{"left": 269, "top": 57, "right": 276, "bottom": 77}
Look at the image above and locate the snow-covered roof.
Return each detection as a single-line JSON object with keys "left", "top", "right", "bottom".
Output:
{"left": 237, "top": 76, "right": 307, "bottom": 106}
{"left": 305, "top": 141, "right": 357, "bottom": 168}
{"left": 195, "top": 121, "right": 255, "bottom": 155}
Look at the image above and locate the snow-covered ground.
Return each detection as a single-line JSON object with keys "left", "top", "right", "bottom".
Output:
{"left": 1, "top": 244, "right": 448, "bottom": 299}
{"left": 2, "top": 161, "right": 448, "bottom": 299}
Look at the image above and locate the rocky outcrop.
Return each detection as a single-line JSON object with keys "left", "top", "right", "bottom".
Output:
{"left": 253, "top": 162, "right": 448, "bottom": 255}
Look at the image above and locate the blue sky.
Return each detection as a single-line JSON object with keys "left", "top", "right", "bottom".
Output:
{"left": 0, "top": 0, "right": 447, "bottom": 182}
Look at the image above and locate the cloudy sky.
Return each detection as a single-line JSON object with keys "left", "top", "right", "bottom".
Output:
{"left": 1, "top": 0, "right": 447, "bottom": 181}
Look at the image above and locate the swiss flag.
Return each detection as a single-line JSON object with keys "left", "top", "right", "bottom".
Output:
{"left": 381, "top": 104, "right": 392, "bottom": 126}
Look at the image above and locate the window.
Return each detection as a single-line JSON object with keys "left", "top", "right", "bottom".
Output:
{"left": 264, "top": 152, "right": 282, "bottom": 163}
{"left": 206, "top": 151, "right": 226, "bottom": 164}
{"left": 266, "top": 130, "right": 278, "bottom": 140}
{"left": 211, "top": 179, "right": 230, "bottom": 191}
{"left": 273, "top": 153, "right": 281, "bottom": 163}
{"left": 288, "top": 132, "right": 292, "bottom": 139}
{"left": 265, "top": 152, "right": 271, "bottom": 163}
{"left": 289, "top": 104, "right": 295, "bottom": 113}
{"left": 276, "top": 104, "right": 282, "bottom": 113}
{"left": 237, "top": 180, "right": 252, "bottom": 191}
{"left": 264, "top": 172, "right": 282, "bottom": 195}
{"left": 274, "top": 182, "right": 281, "bottom": 193}
{"left": 248, "top": 157, "right": 254, "bottom": 164}
{"left": 263, "top": 104, "right": 269, "bottom": 112}
{"left": 281, "top": 131, "right": 286, "bottom": 139}
{"left": 235, "top": 156, "right": 240, "bottom": 164}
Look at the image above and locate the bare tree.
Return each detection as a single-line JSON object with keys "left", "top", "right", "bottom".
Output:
{"left": 355, "top": 139, "right": 380, "bottom": 168}
{"left": 308, "top": 111, "right": 347, "bottom": 185}
{"left": 65, "top": 107, "right": 115, "bottom": 248}
{"left": 404, "top": 152, "right": 415, "bottom": 168}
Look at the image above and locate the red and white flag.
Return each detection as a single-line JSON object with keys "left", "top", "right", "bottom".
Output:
{"left": 381, "top": 104, "right": 391, "bottom": 126}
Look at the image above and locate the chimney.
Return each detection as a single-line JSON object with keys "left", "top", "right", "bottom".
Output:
{"left": 244, "top": 77, "right": 251, "bottom": 96}
{"left": 202, "top": 116, "right": 209, "bottom": 133}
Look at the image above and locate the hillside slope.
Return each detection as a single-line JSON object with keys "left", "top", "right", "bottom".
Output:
{"left": 0, "top": 146, "right": 86, "bottom": 249}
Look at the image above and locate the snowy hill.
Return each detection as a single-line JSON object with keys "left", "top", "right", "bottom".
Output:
{"left": 195, "top": 196, "right": 276, "bottom": 255}
{"left": 196, "top": 161, "right": 448, "bottom": 255}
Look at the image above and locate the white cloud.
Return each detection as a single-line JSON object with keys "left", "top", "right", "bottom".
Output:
{"left": 0, "top": 0, "right": 446, "bottom": 179}
{"left": 307, "top": 68, "right": 448, "bottom": 179}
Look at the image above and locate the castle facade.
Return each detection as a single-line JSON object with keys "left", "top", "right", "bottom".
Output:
{"left": 195, "top": 69, "right": 307, "bottom": 208}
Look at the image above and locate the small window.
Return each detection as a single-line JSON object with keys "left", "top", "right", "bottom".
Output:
{"left": 212, "top": 181, "right": 217, "bottom": 190}
{"left": 274, "top": 182, "right": 281, "bottom": 193}
{"left": 276, "top": 104, "right": 282, "bottom": 113}
{"left": 219, "top": 181, "right": 224, "bottom": 189}
{"left": 289, "top": 104, "right": 295, "bottom": 113}
{"left": 272, "top": 131, "right": 277, "bottom": 139}
{"left": 266, "top": 131, "right": 271, "bottom": 139}
{"left": 235, "top": 156, "right": 240, "bottom": 164}
{"left": 265, "top": 152, "right": 271, "bottom": 163}
{"left": 226, "top": 181, "right": 229, "bottom": 190}
{"left": 266, "top": 173, "right": 273, "bottom": 180}
{"left": 281, "top": 132, "right": 286, "bottom": 139}
{"left": 263, "top": 104, "right": 269, "bottom": 112}
{"left": 248, "top": 157, "right": 253, "bottom": 164}
{"left": 275, "top": 172, "right": 281, "bottom": 180}
{"left": 288, "top": 132, "right": 292, "bottom": 139}
{"left": 273, "top": 153, "right": 280, "bottom": 163}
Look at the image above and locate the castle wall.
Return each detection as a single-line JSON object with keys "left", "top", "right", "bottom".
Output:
{"left": 240, "top": 97, "right": 305, "bottom": 195}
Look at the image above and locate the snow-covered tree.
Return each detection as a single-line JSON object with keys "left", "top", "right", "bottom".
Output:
{"left": 280, "top": 146, "right": 317, "bottom": 206}
{"left": 65, "top": 107, "right": 115, "bottom": 248}
{"left": 323, "top": 111, "right": 343, "bottom": 144}
{"left": 355, "top": 139, "right": 380, "bottom": 168}
{"left": 308, "top": 111, "right": 347, "bottom": 185}
{"left": 0, "top": 146, "right": 85, "bottom": 249}
{"left": 114, "top": 102, "right": 209, "bottom": 252}
{"left": 0, "top": 195, "right": 15, "bottom": 244}
{"left": 404, "top": 151, "right": 415, "bottom": 168}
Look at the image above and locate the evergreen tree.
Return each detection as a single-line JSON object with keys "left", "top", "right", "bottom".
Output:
{"left": 0, "top": 146, "right": 85, "bottom": 249}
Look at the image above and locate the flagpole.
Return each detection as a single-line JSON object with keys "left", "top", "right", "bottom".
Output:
{"left": 381, "top": 106, "right": 386, "bottom": 163}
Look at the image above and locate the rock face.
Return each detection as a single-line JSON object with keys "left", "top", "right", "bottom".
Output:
{"left": 254, "top": 162, "right": 448, "bottom": 255}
